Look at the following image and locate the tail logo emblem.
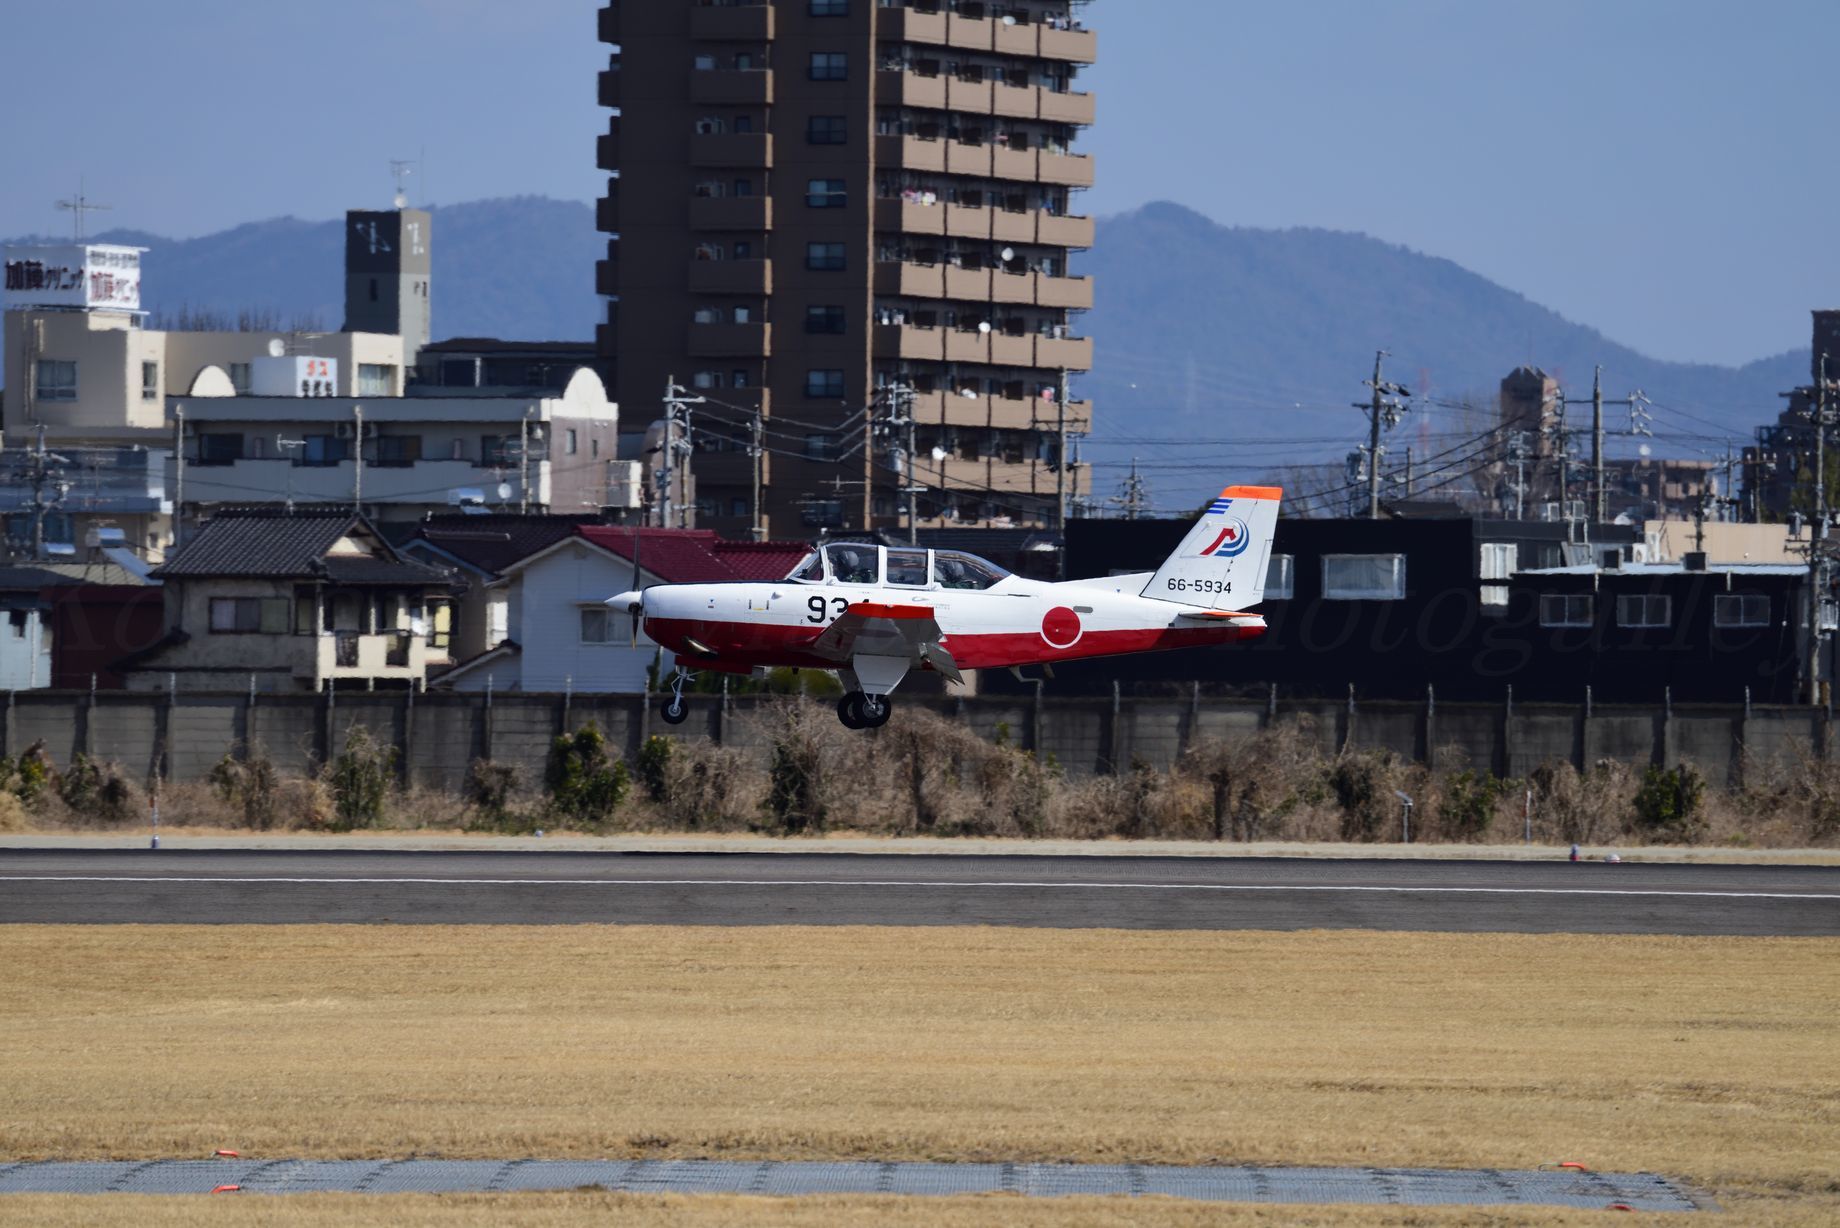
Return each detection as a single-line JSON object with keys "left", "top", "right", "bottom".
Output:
{"left": 1199, "top": 518, "right": 1251, "bottom": 558}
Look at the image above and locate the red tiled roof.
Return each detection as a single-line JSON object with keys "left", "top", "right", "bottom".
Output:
{"left": 574, "top": 527, "right": 808, "bottom": 585}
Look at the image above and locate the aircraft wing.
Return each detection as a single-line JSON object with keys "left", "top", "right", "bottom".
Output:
{"left": 808, "top": 602, "right": 963, "bottom": 682}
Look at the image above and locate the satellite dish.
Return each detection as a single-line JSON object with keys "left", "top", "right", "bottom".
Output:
{"left": 931, "top": 446, "right": 949, "bottom": 461}
{"left": 1638, "top": 444, "right": 1653, "bottom": 458}
{"left": 999, "top": 246, "right": 1015, "bottom": 263}
{"left": 497, "top": 482, "right": 513, "bottom": 500}
{"left": 267, "top": 339, "right": 286, "bottom": 358}
{"left": 977, "top": 320, "right": 992, "bottom": 334}
{"left": 1001, "top": 14, "right": 1016, "bottom": 25}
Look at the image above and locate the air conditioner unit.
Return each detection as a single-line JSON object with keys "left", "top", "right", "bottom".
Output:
{"left": 363, "top": 422, "right": 379, "bottom": 439}
{"left": 604, "top": 461, "right": 643, "bottom": 510}
{"left": 335, "top": 422, "right": 355, "bottom": 440}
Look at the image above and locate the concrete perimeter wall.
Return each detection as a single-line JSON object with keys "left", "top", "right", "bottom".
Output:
{"left": 0, "top": 685, "right": 1828, "bottom": 788}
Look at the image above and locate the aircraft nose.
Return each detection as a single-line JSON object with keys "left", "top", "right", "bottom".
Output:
{"left": 608, "top": 589, "right": 643, "bottom": 613}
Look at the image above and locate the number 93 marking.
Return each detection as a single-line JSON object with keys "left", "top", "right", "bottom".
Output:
{"left": 806, "top": 595, "right": 851, "bottom": 624}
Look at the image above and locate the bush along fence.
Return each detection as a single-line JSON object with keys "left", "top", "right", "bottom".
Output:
{"left": 0, "top": 688, "right": 1836, "bottom": 847}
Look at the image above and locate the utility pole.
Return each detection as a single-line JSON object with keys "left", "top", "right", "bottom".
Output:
{"left": 658, "top": 376, "right": 702, "bottom": 529}
{"left": 352, "top": 403, "right": 364, "bottom": 512}
{"left": 749, "top": 410, "right": 764, "bottom": 542}
{"left": 1563, "top": 368, "right": 1642, "bottom": 524}
{"left": 1809, "top": 352, "right": 1832, "bottom": 704}
{"left": 171, "top": 405, "right": 186, "bottom": 551}
{"left": 1356, "top": 350, "right": 1410, "bottom": 519}
{"left": 1119, "top": 457, "right": 1148, "bottom": 520}
{"left": 900, "top": 384, "right": 919, "bottom": 545}
{"left": 1055, "top": 367, "right": 1070, "bottom": 536}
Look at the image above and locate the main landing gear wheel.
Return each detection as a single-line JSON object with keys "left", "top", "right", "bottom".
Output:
{"left": 837, "top": 691, "right": 892, "bottom": 730}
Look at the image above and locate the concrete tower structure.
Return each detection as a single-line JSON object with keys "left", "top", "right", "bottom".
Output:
{"left": 344, "top": 209, "right": 432, "bottom": 366}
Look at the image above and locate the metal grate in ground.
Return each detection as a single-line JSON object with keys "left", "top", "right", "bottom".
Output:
{"left": 0, "top": 1159, "right": 1706, "bottom": 1210}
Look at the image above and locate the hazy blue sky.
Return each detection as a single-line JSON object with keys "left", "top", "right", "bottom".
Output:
{"left": 4, "top": 0, "right": 1834, "bottom": 366}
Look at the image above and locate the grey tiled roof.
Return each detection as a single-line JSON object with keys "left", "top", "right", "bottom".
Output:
{"left": 152, "top": 507, "right": 450, "bottom": 585}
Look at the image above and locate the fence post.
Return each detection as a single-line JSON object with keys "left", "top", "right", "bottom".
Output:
{"left": 1340, "top": 683, "right": 1355, "bottom": 754}
{"left": 162, "top": 672, "right": 177, "bottom": 782}
{"left": 1032, "top": 678, "right": 1044, "bottom": 755}
{"left": 2, "top": 689, "right": 12, "bottom": 759}
{"left": 1266, "top": 682, "right": 1277, "bottom": 728}
{"left": 81, "top": 673, "right": 96, "bottom": 760}
{"left": 1184, "top": 680, "right": 1200, "bottom": 760}
{"left": 1108, "top": 679, "right": 1123, "bottom": 775}
{"left": 715, "top": 675, "right": 729, "bottom": 745}
{"left": 1498, "top": 684, "right": 1512, "bottom": 778}
{"left": 482, "top": 676, "right": 495, "bottom": 764}
{"left": 561, "top": 674, "right": 573, "bottom": 738}
{"left": 1660, "top": 685, "right": 1674, "bottom": 767}
{"left": 1423, "top": 683, "right": 1436, "bottom": 772}
{"left": 245, "top": 673, "right": 257, "bottom": 760}
{"left": 321, "top": 675, "right": 336, "bottom": 768}
{"left": 399, "top": 684, "right": 415, "bottom": 788}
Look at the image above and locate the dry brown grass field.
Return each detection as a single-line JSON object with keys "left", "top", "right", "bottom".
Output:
{"left": 1, "top": 926, "right": 1836, "bottom": 1224}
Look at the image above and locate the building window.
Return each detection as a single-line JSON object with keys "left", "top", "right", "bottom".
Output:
{"left": 1713, "top": 594, "right": 1770, "bottom": 628}
{"left": 358, "top": 363, "right": 396, "bottom": 396}
{"left": 730, "top": 498, "right": 749, "bottom": 517}
{"left": 426, "top": 600, "right": 453, "bottom": 653}
{"left": 1264, "top": 553, "right": 1294, "bottom": 601}
{"left": 487, "top": 599, "right": 508, "bottom": 645}
{"left": 195, "top": 433, "right": 244, "bottom": 465}
{"left": 481, "top": 435, "right": 512, "bottom": 466}
{"left": 1540, "top": 594, "right": 1594, "bottom": 628}
{"left": 373, "top": 435, "right": 421, "bottom": 467}
{"left": 807, "top": 242, "right": 846, "bottom": 270}
{"left": 1321, "top": 554, "right": 1406, "bottom": 600}
{"left": 809, "top": 0, "right": 847, "bottom": 13}
{"left": 228, "top": 362, "right": 251, "bottom": 394}
{"left": 566, "top": 428, "right": 579, "bottom": 455}
{"left": 731, "top": 369, "right": 750, "bottom": 388}
{"left": 302, "top": 435, "right": 347, "bottom": 466}
{"left": 1479, "top": 542, "right": 1517, "bottom": 608}
{"left": 806, "top": 178, "right": 847, "bottom": 208}
{"left": 209, "top": 597, "right": 290, "bottom": 634}
{"left": 579, "top": 607, "right": 614, "bottom": 645}
{"left": 1617, "top": 594, "right": 1672, "bottom": 628}
{"left": 806, "top": 370, "right": 846, "bottom": 399}
{"left": 34, "top": 359, "right": 77, "bottom": 402}
{"left": 805, "top": 305, "right": 847, "bottom": 335}
{"left": 693, "top": 53, "right": 715, "bottom": 71}
{"left": 805, "top": 433, "right": 841, "bottom": 460}
{"left": 809, "top": 52, "right": 847, "bottom": 81}
{"left": 141, "top": 361, "right": 159, "bottom": 400}
{"left": 807, "top": 115, "right": 847, "bottom": 144}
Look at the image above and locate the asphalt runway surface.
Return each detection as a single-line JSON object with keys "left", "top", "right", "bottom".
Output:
{"left": 2, "top": 848, "right": 1836, "bottom": 933}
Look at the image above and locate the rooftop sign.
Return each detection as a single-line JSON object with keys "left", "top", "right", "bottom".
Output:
{"left": 3, "top": 244, "right": 146, "bottom": 312}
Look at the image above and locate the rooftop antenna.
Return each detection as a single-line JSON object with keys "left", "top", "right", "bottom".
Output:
{"left": 56, "top": 179, "right": 111, "bottom": 241}
{"left": 389, "top": 159, "right": 414, "bottom": 209}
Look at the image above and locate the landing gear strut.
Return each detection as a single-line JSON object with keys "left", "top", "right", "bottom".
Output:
{"left": 659, "top": 669, "right": 692, "bottom": 725}
{"left": 836, "top": 691, "right": 892, "bottom": 730}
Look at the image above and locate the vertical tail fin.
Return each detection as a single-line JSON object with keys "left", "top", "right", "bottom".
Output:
{"left": 1143, "top": 485, "right": 1282, "bottom": 609}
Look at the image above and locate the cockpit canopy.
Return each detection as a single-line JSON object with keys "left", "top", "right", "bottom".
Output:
{"left": 786, "top": 544, "right": 1010, "bottom": 591}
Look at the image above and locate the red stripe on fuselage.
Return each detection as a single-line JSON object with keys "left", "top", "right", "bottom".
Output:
{"left": 643, "top": 617, "right": 1262, "bottom": 672}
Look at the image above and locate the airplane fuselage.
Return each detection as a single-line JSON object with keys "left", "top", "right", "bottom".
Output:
{"left": 639, "top": 572, "right": 1263, "bottom": 676}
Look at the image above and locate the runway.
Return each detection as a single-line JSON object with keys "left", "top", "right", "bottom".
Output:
{"left": 2, "top": 848, "right": 1836, "bottom": 933}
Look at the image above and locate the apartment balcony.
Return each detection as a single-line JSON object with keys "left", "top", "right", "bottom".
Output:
{"left": 994, "top": 18, "right": 1038, "bottom": 57}
{"left": 945, "top": 76, "right": 993, "bottom": 113}
{"left": 187, "top": 459, "right": 552, "bottom": 509}
{"left": 946, "top": 201, "right": 998, "bottom": 239}
{"left": 690, "top": 68, "right": 773, "bottom": 106}
{"left": 687, "top": 321, "right": 771, "bottom": 357}
{"left": 874, "top": 197, "right": 947, "bottom": 236}
{"left": 873, "top": 323, "right": 946, "bottom": 361}
{"left": 991, "top": 82, "right": 1038, "bottom": 120}
{"left": 688, "top": 258, "right": 772, "bottom": 295}
{"left": 595, "top": 258, "right": 618, "bottom": 297}
{"left": 944, "top": 328, "right": 990, "bottom": 363}
{"left": 944, "top": 265, "right": 991, "bottom": 300}
{"left": 946, "top": 140, "right": 993, "bottom": 176}
{"left": 875, "top": 261, "right": 946, "bottom": 298}
{"left": 909, "top": 390, "right": 994, "bottom": 427}
{"left": 981, "top": 460, "right": 1048, "bottom": 494}
{"left": 689, "top": 1, "right": 773, "bottom": 40}
{"left": 989, "top": 331, "right": 1035, "bottom": 366}
{"left": 945, "top": 9, "right": 993, "bottom": 52}
{"left": 596, "top": 193, "right": 620, "bottom": 234}
{"left": 876, "top": 69, "right": 947, "bottom": 110}
{"left": 990, "top": 145, "right": 1037, "bottom": 182}
{"left": 1039, "top": 24, "right": 1097, "bottom": 64}
{"left": 1035, "top": 273, "right": 1093, "bottom": 310}
{"left": 878, "top": 4, "right": 945, "bottom": 46}
{"left": 1037, "top": 212, "right": 1095, "bottom": 249}
{"left": 990, "top": 269, "right": 1033, "bottom": 304}
{"left": 596, "top": 128, "right": 620, "bottom": 170}
{"left": 597, "top": 66, "right": 621, "bottom": 107}
{"left": 1038, "top": 151, "right": 1094, "bottom": 187}
{"left": 877, "top": 133, "right": 946, "bottom": 174}
{"left": 691, "top": 132, "right": 773, "bottom": 168}
{"left": 1034, "top": 334, "right": 1093, "bottom": 370}
{"left": 689, "top": 194, "right": 772, "bottom": 230}
{"left": 299, "top": 632, "right": 428, "bottom": 686}
{"left": 1039, "top": 89, "right": 1096, "bottom": 126}
{"left": 598, "top": 4, "right": 618, "bottom": 44}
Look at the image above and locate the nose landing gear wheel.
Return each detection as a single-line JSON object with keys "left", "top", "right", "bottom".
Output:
{"left": 660, "top": 696, "right": 689, "bottom": 725}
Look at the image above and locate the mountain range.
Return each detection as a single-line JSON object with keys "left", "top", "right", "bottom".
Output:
{"left": 3, "top": 196, "right": 1807, "bottom": 481}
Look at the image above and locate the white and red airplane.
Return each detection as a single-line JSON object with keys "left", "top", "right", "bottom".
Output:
{"left": 613, "top": 485, "right": 1282, "bottom": 728}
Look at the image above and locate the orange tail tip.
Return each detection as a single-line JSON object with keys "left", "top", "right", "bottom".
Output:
{"left": 1219, "top": 484, "right": 1283, "bottom": 500}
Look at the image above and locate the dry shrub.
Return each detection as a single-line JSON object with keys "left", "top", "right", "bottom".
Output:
{"left": 754, "top": 698, "right": 860, "bottom": 835}
{"left": 1721, "top": 743, "right": 1840, "bottom": 847}
{"left": 0, "top": 790, "right": 29, "bottom": 832}
{"left": 658, "top": 740, "right": 756, "bottom": 830}
{"left": 1326, "top": 749, "right": 1424, "bottom": 842}
{"left": 1527, "top": 758, "right": 1637, "bottom": 845}
{"left": 1179, "top": 723, "right": 1319, "bottom": 841}
{"left": 884, "top": 708, "right": 1057, "bottom": 837}
{"left": 208, "top": 746, "right": 281, "bottom": 830}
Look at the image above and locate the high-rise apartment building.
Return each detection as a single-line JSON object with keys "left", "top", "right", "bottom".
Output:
{"left": 596, "top": 0, "right": 1094, "bottom": 538}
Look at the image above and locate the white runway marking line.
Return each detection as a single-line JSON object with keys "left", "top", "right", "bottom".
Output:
{"left": 1, "top": 875, "right": 1836, "bottom": 901}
